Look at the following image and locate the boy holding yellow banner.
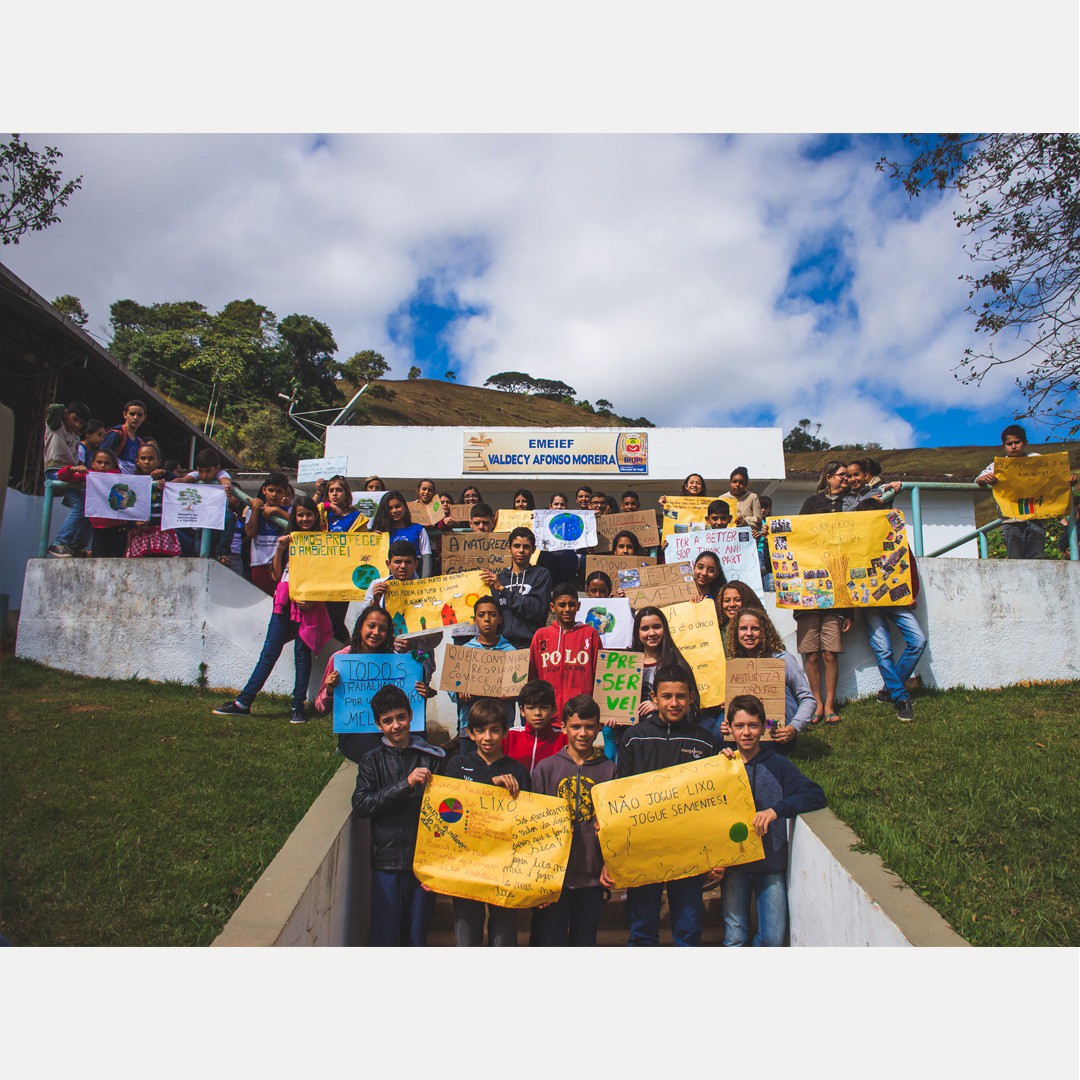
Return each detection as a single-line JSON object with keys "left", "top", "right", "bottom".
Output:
{"left": 602, "top": 665, "right": 725, "bottom": 947}
{"left": 976, "top": 425, "right": 1075, "bottom": 560}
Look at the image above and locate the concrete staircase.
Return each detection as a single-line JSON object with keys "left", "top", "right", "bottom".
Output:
{"left": 425, "top": 884, "right": 727, "bottom": 946}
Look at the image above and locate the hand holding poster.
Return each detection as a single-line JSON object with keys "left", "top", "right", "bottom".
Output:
{"left": 531, "top": 509, "right": 597, "bottom": 550}
{"left": 725, "top": 657, "right": 786, "bottom": 740}
{"left": 662, "top": 527, "right": 763, "bottom": 593}
{"left": 384, "top": 570, "right": 487, "bottom": 634}
{"left": 296, "top": 456, "right": 348, "bottom": 483}
{"left": 439, "top": 644, "right": 530, "bottom": 696}
{"left": 408, "top": 496, "right": 449, "bottom": 527}
{"left": 665, "top": 600, "right": 726, "bottom": 707}
{"left": 618, "top": 561, "right": 699, "bottom": 610}
{"left": 768, "top": 509, "right": 913, "bottom": 609}
{"left": 593, "top": 650, "right": 644, "bottom": 725}
{"left": 992, "top": 451, "right": 1073, "bottom": 520}
{"left": 332, "top": 653, "right": 426, "bottom": 734}
{"left": 442, "top": 532, "right": 511, "bottom": 575}
{"left": 579, "top": 597, "right": 634, "bottom": 648}
{"left": 289, "top": 531, "right": 390, "bottom": 601}
{"left": 593, "top": 755, "right": 764, "bottom": 888}
{"left": 161, "top": 481, "right": 227, "bottom": 532}
{"left": 595, "top": 510, "right": 660, "bottom": 549}
{"left": 414, "top": 776, "right": 572, "bottom": 908}
{"left": 84, "top": 472, "right": 154, "bottom": 522}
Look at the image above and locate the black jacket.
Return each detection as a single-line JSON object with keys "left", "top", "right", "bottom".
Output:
{"left": 444, "top": 749, "right": 533, "bottom": 793}
{"left": 615, "top": 715, "right": 718, "bottom": 779}
{"left": 352, "top": 736, "right": 446, "bottom": 872}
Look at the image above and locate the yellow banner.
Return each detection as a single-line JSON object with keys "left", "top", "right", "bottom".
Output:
{"left": 992, "top": 452, "right": 1073, "bottom": 520}
{"left": 768, "top": 509, "right": 913, "bottom": 609}
{"left": 288, "top": 531, "right": 390, "bottom": 601}
{"left": 414, "top": 776, "right": 572, "bottom": 908}
{"left": 495, "top": 508, "right": 535, "bottom": 532}
{"left": 593, "top": 754, "right": 763, "bottom": 888}
{"left": 384, "top": 570, "right": 487, "bottom": 634}
{"left": 665, "top": 600, "right": 726, "bottom": 708}
{"left": 659, "top": 495, "right": 736, "bottom": 541}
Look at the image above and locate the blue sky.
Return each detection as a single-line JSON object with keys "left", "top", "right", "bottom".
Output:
{"left": 3, "top": 133, "right": 1064, "bottom": 449}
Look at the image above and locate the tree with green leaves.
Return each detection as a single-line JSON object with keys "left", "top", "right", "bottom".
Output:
{"left": 276, "top": 314, "right": 341, "bottom": 408}
{"left": 879, "top": 134, "right": 1080, "bottom": 435}
{"left": 0, "top": 134, "right": 82, "bottom": 245}
{"left": 53, "top": 295, "right": 88, "bottom": 326}
{"left": 342, "top": 349, "right": 390, "bottom": 386}
{"left": 445, "top": 370, "right": 456, "bottom": 381}
{"left": 783, "top": 419, "right": 830, "bottom": 453}
{"left": 484, "top": 371, "right": 534, "bottom": 393}
{"left": 408, "top": 366, "right": 422, "bottom": 380}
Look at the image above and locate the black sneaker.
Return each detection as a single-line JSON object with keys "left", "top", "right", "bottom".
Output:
{"left": 213, "top": 701, "right": 250, "bottom": 716}
{"left": 290, "top": 707, "right": 307, "bottom": 725}
{"left": 876, "top": 688, "right": 891, "bottom": 703}
{"left": 895, "top": 699, "right": 914, "bottom": 722}
{"left": 47, "top": 543, "right": 75, "bottom": 557}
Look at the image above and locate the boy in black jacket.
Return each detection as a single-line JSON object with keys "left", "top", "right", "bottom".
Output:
{"left": 720, "top": 694, "right": 827, "bottom": 946}
{"left": 351, "top": 685, "right": 446, "bottom": 947}
{"left": 611, "top": 665, "right": 724, "bottom": 947}
{"left": 444, "top": 697, "right": 532, "bottom": 946}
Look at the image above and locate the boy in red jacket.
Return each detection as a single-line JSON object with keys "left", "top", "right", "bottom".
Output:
{"left": 528, "top": 582, "right": 601, "bottom": 719}
{"left": 503, "top": 679, "right": 567, "bottom": 771}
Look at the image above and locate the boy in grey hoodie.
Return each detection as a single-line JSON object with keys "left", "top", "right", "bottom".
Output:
{"left": 531, "top": 694, "right": 616, "bottom": 946}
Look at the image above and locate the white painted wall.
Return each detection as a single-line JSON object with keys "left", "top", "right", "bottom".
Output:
{"left": 1, "top": 488, "right": 67, "bottom": 610}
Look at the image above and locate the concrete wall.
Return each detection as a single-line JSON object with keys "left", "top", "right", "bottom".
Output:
{"left": 213, "top": 763, "right": 370, "bottom": 947}
{"left": 788, "top": 809, "right": 967, "bottom": 946}
{"left": 1, "top": 488, "right": 67, "bottom": 612}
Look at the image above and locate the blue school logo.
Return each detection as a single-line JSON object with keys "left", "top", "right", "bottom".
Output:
{"left": 108, "top": 483, "right": 137, "bottom": 511}
{"left": 351, "top": 564, "right": 379, "bottom": 590}
{"left": 547, "top": 512, "right": 585, "bottom": 543}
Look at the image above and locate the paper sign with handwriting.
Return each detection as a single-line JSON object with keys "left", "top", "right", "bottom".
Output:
{"left": 439, "top": 644, "right": 530, "bottom": 697}
{"left": 768, "top": 509, "right": 913, "bottom": 609}
{"left": 161, "top": 481, "right": 227, "bottom": 531}
{"left": 663, "top": 527, "right": 763, "bottom": 593}
{"left": 296, "top": 456, "right": 349, "bottom": 483}
{"left": 992, "top": 452, "right": 1073, "bottom": 520}
{"left": 532, "top": 509, "right": 597, "bottom": 551}
{"left": 596, "top": 510, "right": 660, "bottom": 549}
{"left": 618, "top": 561, "right": 699, "bottom": 610}
{"left": 593, "top": 754, "right": 764, "bottom": 888}
{"left": 332, "top": 653, "right": 426, "bottom": 734}
{"left": 495, "top": 508, "right": 536, "bottom": 533}
{"left": 407, "top": 497, "right": 447, "bottom": 527}
{"left": 665, "top": 600, "right": 726, "bottom": 707}
{"left": 384, "top": 570, "right": 487, "bottom": 634}
{"left": 442, "top": 531, "right": 511, "bottom": 575}
{"left": 593, "top": 650, "right": 644, "bottom": 725}
{"left": 585, "top": 554, "right": 656, "bottom": 583}
{"left": 725, "top": 657, "right": 786, "bottom": 740}
{"left": 414, "top": 777, "right": 572, "bottom": 908}
{"left": 288, "top": 531, "right": 390, "bottom": 601}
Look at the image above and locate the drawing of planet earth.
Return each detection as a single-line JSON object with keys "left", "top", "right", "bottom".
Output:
{"left": 108, "top": 484, "right": 137, "bottom": 511}
{"left": 352, "top": 564, "right": 380, "bottom": 589}
{"left": 585, "top": 607, "right": 615, "bottom": 635}
{"left": 547, "top": 512, "right": 584, "bottom": 543}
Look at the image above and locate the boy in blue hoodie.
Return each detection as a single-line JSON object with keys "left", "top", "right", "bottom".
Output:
{"left": 720, "top": 693, "right": 827, "bottom": 946}
{"left": 351, "top": 684, "right": 446, "bottom": 947}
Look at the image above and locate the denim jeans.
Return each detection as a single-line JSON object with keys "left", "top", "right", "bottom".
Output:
{"left": 863, "top": 607, "right": 927, "bottom": 703}
{"left": 237, "top": 611, "right": 312, "bottom": 711}
{"left": 369, "top": 870, "right": 435, "bottom": 946}
{"left": 453, "top": 897, "right": 519, "bottom": 946}
{"left": 721, "top": 868, "right": 788, "bottom": 946}
{"left": 626, "top": 875, "right": 705, "bottom": 946}
{"left": 1002, "top": 520, "right": 1045, "bottom": 560}
{"left": 45, "top": 468, "right": 91, "bottom": 550}
{"left": 533, "top": 886, "right": 605, "bottom": 946}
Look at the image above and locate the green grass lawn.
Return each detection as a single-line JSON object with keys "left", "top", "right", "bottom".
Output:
{"left": 0, "top": 658, "right": 341, "bottom": 946}
{"left": 788, "top": 681, "right": 1079, "bottom": 947}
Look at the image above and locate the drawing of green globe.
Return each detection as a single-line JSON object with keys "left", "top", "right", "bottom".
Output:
{"left": 352, "top": 564, "right": 379, "bottom": 590}
{"left": 585, "top": 607, "right": 615, "bottom": 635}
{"left": 108, "top": 483, "right": 137, "bottom": 511}
{"left": 548, "top": 512, "right": 584, "bottom": 543}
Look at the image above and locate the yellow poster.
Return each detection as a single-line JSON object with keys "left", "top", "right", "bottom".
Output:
{"left": 993, "top": 452, "right": 1073, "bottom": 520}
{"left": 414, "top": 776, "right": 572, "bottom": 908}
{"left": 660, "top": 495, "right": 736, "bottom": 541}
{"left": 495, "top": 508, "right": 535, "bottom": 532}
{"left": 288, "top": 531, "right": 390, "bottom": 602}
{"left": 768, "top": 508, "right": 914, "bottom": 609}
{"left": 384, "top": 570, "right": 487, "bottom": 634}
{"left": 593, "top": 754, "right": 763, "bottom": 888}
{"left": 665, "top": 600, "right": 726, "bottom": 708}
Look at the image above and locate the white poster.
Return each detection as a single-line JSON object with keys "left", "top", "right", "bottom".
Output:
{"left": 84, "top": 472, "right": 155, "bottom": 522}
{"left": 161, "top": 482, "right": 228, "bottom": 531}
{"left": 578, "top": 596, "right": 634, "bottom": 649}
{"left": 353, "top": 490, "right": 387, "bottom": 524}
{"left": 296, "top": 456, "right": 349, "bottom": 483}
{"left": 662, "top": 527, "right": 763, "bottom": 594}
{"left": 532, "top": 508, "right": 598, "bottom": 551}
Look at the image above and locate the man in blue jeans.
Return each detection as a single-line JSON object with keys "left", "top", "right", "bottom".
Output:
{"left": 865, "top": 559, "right": 927, "bottom": 723}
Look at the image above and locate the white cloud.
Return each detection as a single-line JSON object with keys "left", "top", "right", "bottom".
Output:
{"left": 3, "top": 133, "right": 1035, "bottom": 445}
